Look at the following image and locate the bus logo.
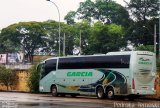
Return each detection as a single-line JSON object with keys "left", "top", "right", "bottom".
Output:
{"left": 138, "top": 58, "right": 152, "bottom": 65}
{"left": 67, "top": 72, "right": 93, "bottom": 77}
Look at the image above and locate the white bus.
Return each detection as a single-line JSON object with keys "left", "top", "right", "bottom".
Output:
{"left": 38, "top": 51, "right": 156, "bottom": 99}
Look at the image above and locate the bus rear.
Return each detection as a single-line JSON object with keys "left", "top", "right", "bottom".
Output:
{"left": 131, "top": 51, "right": 156, "bottom": 95}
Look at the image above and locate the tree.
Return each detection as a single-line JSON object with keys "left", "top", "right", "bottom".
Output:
{"left": 87, "top": 22, "right": 126, "bottom": 54}
{"left": 94, "top": 0, "right": 131, "bottom": 26}
{"left": 136, "top": 45, "right": 154, "bottom": 52}
{"left": 75, "top": 0, "right": 132, "bottom": 27}
{"left": 60, "top": 24, "right": 77, "bottom": 55}
{"left": 126, "top": 18, "right": 159, "bottom": 46}
{"left": 126, "top": 0, "right": 159, "bottom": 22}
{"left": 0, "top": 22, "right": 47, "bottom": 62}
{"left": 157, "top": 58, "right": 160, "bottom": 72}
{"left": 0, "top": 24, "right": 21, "bottom": 53}
{"left": 76, "top": 0, "right": 95, "bottom": 22}
{"left": 40, "top": 20, "right": 66, "bottom": 56}
{"left": 64, "top": 11, "right": 76, "bottom": 25}
{"left": 71, "top": 20, "right": 91, "bottom": 55}
{"left": 0, "top": 40, "right": 20, "bottom": 53}
{"left": 0, "top": 65, "right": 18, "bottom": 90}
{"left": 125, "top": 0, "right": 159, "bottom": 48}
{"left": 28, "top": 64, "right": 40, "bottom": 93}
{"left": 43, "top": 20, "right": 91, "bottom": 55}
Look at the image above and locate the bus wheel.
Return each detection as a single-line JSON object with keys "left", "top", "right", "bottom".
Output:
{"left": 106, "top": 88, "right": 114, "bottom": 99}
{"left": 51, "top": 86, "right": 58, "bottom": 97}
{"left": 96, "top": 87, "right": 105, "bottom": 99}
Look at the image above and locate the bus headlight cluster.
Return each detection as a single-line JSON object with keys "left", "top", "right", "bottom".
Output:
{"left": 40, "top": 86, "right": 44, "bottom": 91}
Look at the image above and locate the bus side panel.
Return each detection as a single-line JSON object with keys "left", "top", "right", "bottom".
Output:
{"left": 111, "top": 69, "right": 130, "bottom": 95}
{"left": 54, "top": 69, "right": 130, "bottom": 96}
{"left": 55, "top": 69, "right": 104, "bottom": 95}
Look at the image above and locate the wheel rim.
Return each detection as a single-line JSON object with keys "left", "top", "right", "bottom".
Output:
{"left": 98, "top": 88, "right": 103, "bottom": 98}
{"left": 108, "top": 90, "right": 113, "bottom": 98}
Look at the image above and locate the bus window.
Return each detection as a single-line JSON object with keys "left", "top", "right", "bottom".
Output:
{"left": 39, "top": 59, "right": 57, "bottom": 79}
{"left": 58, "top": 55, "right": 130, "bottom": 69}
{"left": 41, "top": 59, "right": 57, "bottom": 79}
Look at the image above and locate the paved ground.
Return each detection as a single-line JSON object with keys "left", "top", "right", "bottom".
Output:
{"left": 0, "top": 92, "right": 159, "bottom": 108}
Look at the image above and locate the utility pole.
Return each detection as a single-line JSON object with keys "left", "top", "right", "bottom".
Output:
{"left": 46, "top": 0, "right": 61, "bottom": 57}
{"left": 154, "top": 24, "right": 156, "bottom": 53}
{"left": 79, "top": 30, "right": 82, "bottom": 55}
{"left": 63, "top": 33, "right": 65, "bottom": 56}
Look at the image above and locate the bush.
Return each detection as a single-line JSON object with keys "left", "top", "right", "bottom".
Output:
{"left": 28, "top": 64, "right": 40, "bottom": 93}
{"left": 136, "top": 45, "right": 154, "bottom": 52}
{"left": 0, "top": 65, "right": 18, "bottom": 90}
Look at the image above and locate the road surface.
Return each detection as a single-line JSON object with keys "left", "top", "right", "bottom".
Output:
{"left": 0, "top": 92, "right": 159, "bottom": 108}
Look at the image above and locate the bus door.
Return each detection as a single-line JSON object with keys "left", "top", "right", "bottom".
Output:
{"left": 133, "top": 53, "right": 156, "bottom": 94}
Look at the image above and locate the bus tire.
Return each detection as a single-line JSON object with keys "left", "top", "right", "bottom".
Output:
{"left": 51, "top": 86, "right": 58, "bottom": 97}
{"left": 106, "top": 88, "right": 114, "bottom": 99}
{"left": 96, "top": 87, "right": 105, "bottom": 99}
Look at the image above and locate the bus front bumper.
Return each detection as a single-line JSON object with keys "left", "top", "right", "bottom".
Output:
{"left": 131, "top": 89, "right": 156, "bottom": 95}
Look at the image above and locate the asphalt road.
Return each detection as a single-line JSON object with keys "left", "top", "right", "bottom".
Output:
{"left": 0, "top": 92, "right": 159, "bottom": 108}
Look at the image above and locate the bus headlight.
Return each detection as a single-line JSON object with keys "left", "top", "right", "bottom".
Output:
{"left": 40, "top": 86, "right": 44, "bottom": 91}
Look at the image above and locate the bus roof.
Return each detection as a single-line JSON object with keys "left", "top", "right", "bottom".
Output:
{"left": 107, "top": 51, "right": 154, "bottom": 56}
{"left": 42, "top": 51, "right": 154, "bottom": 62}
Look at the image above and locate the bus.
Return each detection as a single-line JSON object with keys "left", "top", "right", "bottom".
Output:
{"left": 38, "top": 51, "right": 156, "bottom": 99}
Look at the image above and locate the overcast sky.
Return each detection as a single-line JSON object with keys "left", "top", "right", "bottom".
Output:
{"left": 0, "top": 0, "right": 129, "bottom": 29}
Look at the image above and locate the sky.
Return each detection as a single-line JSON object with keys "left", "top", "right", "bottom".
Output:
{"left": 0, "top": 0, "right": 130, "bottom": 29}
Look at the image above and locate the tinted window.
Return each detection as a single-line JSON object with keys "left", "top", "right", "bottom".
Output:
{"left": 58, "top": 55, "right": 130, "bottom": 69}
{"left": 41, "top": 59, "right": 57, "bottom": 79}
